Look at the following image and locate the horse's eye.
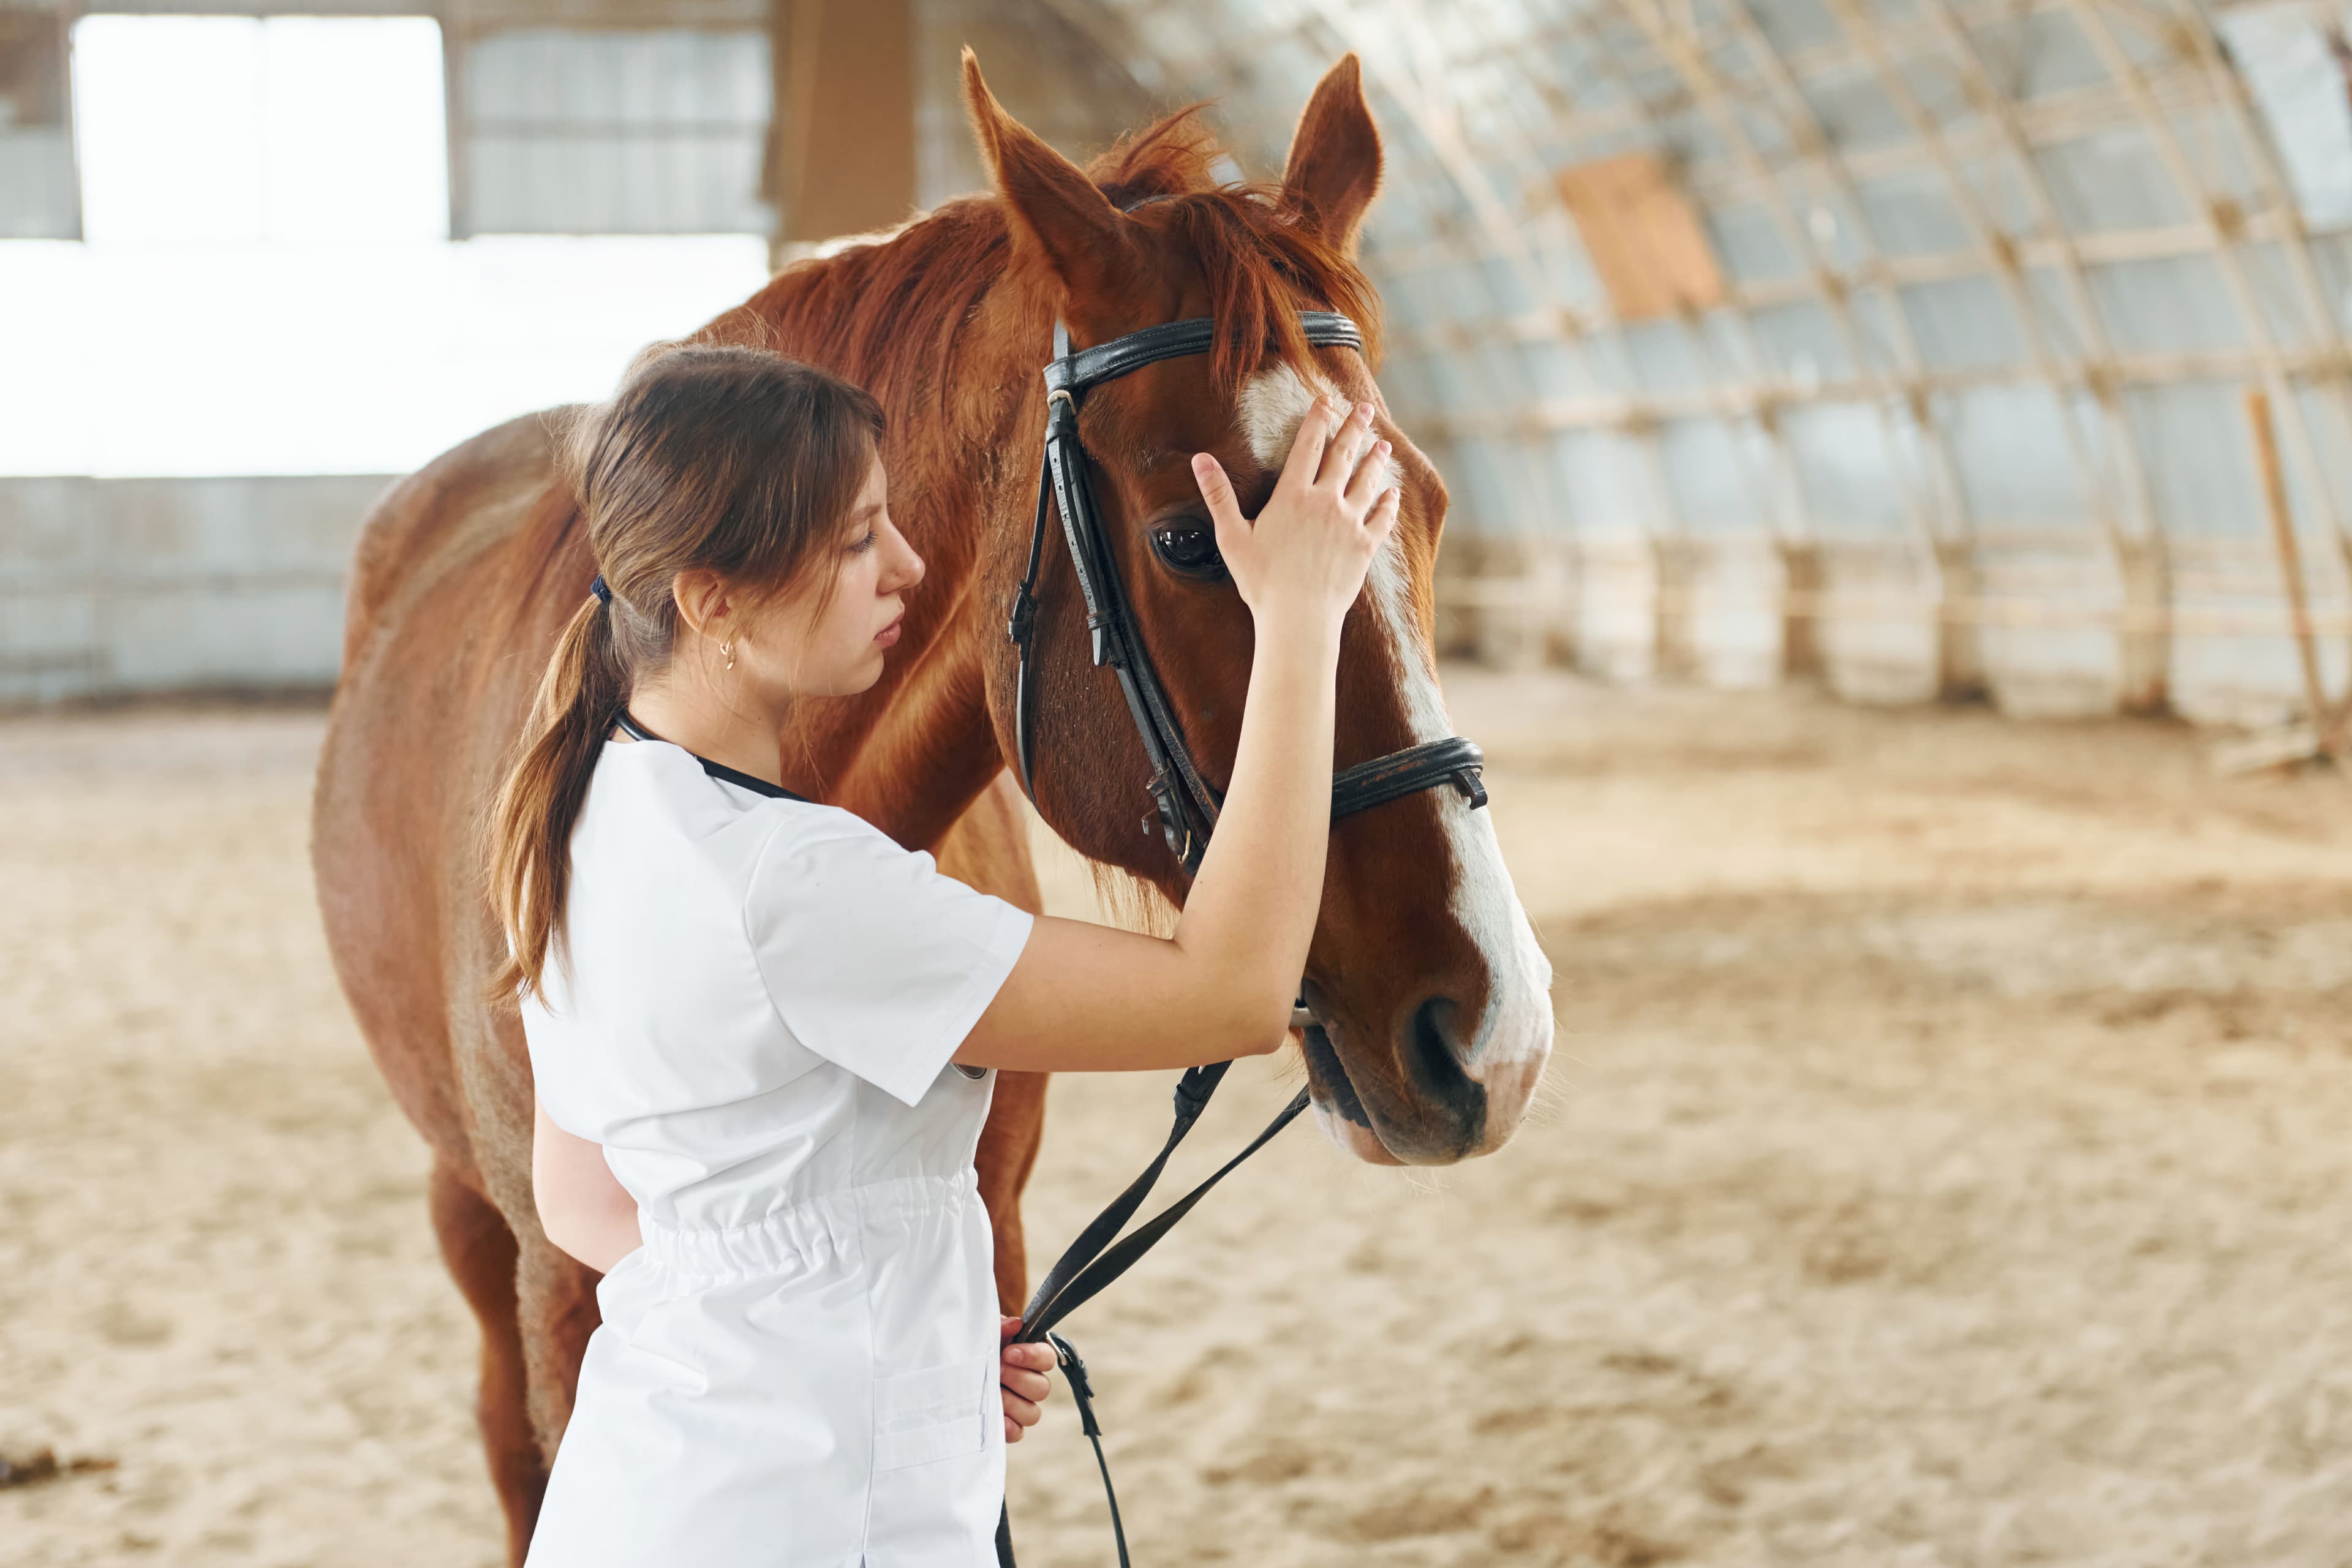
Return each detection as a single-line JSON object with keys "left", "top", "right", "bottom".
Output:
{"left": 1150, "top": 526, "right": 1225, "bottom": 579}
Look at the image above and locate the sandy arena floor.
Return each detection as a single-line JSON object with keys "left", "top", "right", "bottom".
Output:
{"left": 4, "top": 670, "right": 2350, "bottom": 1567}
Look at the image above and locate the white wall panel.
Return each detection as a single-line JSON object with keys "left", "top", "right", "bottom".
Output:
{"left": 0, "top": 476, "right": 390, "bottom": 703}
{"left": 460, "top": 28, "right": 772, "bottom": 235}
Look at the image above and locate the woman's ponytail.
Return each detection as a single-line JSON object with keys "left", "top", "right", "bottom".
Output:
{"left": 480, "top": 342, "right": 884, "bottom": 1011}
{"left": 487, "top": 589, "right": 630, "bottom": 1005}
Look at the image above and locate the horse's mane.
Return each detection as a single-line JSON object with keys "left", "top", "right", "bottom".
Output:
{"left": 710, "top": 104, "right": 1382, "bottom": 412}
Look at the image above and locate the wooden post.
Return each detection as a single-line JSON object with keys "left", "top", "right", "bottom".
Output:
{"left": 1778, "top": 539, "right": 1822, "bottom": 683}
{"left": 2245, "top": 388, "right": 2332, "bottom": 745}
{"left": 440, "top": 0, "right": 471, "bottom": 239}
{"left": 772, "top": 0, "right": 914, "bottom": 250}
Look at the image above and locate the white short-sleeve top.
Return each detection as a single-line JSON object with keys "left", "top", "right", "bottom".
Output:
{"left": 517, "top": 736, "right": 1035, "bottom": 1567}
{"left": 524, "top": 736, "right": 1033, "bottom": 1231}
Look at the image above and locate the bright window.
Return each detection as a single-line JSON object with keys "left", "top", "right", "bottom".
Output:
{"left": 73, "top": 15, "right": 448, "bottom": 244}
{"left": 2, "top": 15, "right": 772, "bottom": 477}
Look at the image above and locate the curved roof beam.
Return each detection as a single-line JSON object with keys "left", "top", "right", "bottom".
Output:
{"left": 1292, "top": 0, "right": 1700, "bottom": 545}
{"left": 2060, "top": 0, "right": 2348, "bottom": 552}
{"left": 1538, "top": 0, "right": 1829, "bottom": 549}
{"left": 1901, "top": 0, "right": 2166, "bottom": 548}
{"left": 1807, "top": 0, "right": 2143, "bottom": 557}
{"left": 1615, "top": 0, "right": 1956, "bottom": 576}
{"left": 1361, "top": 0, "right": 1794, "bottom": 548}
{"left": 2149, "top": 0, "right": 2352, "bottom": 554}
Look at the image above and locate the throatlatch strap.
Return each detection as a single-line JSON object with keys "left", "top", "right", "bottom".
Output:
{"left": 1006, "top": 450, "right": 1053, "bottom": 802}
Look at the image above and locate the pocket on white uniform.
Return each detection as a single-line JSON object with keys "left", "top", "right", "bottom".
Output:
{"left": 871, "top": 1354, "right": 990, "bottom": 1471}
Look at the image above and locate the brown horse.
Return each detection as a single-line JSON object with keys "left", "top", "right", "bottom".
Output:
{"left": 311, "top": 52, "right": 1552, "bottom": 1561}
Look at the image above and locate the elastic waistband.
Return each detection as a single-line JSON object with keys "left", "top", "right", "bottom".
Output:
{"left": 636, "top": 1167, "right": 980, "bottom": 1280}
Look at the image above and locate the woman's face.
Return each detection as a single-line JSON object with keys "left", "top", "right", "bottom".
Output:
{"left": 734, "top": 452, "right": 924, "bottom": 702}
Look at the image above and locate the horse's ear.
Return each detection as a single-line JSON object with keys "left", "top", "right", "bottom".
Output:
{"left": 1281, "top": 55, "right": 1382, "bottom": 257}
{"left": 963, "top": 49, "right": 1134, "bottom": 311}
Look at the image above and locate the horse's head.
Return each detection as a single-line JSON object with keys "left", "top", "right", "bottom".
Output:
{"left": 961, "top": 53, "right": 1553, "bottom": 1166}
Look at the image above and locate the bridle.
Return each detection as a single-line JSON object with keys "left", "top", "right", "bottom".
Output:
{"left": 1004, "top": 305, "right": 1488, "bottom": 873}
{"left": 994, "top": 288, "right": 1497, "bottom": 1568}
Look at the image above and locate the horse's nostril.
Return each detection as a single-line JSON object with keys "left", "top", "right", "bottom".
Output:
{"left": 1411, "top": 995, "right": 1465, "bottom": 1068}
{"left": 1404, "top": 996, "right": 1486, "bottom": 1152}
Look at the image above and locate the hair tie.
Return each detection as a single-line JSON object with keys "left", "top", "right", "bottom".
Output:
{"left": 589, "top": 574, "right": 612, "bottom": 606}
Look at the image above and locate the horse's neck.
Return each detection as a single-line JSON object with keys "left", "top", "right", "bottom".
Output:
{"left": 723, "top": 245, "right": 1042, "bottom": 848}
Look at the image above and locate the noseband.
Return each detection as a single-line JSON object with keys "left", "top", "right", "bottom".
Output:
{"left": 1005, "top": 309, "right": 1488, "bottom": 872}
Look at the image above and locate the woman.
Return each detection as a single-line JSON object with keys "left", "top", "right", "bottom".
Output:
{"left": 489, "top": 341, "right": 1399, "bottom": 1566}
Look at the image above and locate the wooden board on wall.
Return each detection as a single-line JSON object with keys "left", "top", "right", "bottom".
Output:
{"left": 0, "top": 5, "right": 79, "bottom": 239}
{"left": 772, "top": 0, "right": 915, "bottom": 243}
{"left": 1556, "top": 152, "right": 1725, "bottom": 322}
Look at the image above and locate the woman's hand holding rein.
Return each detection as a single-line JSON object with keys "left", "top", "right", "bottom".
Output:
{"left": 953, "top": 394, "right": 1398, "bottom": 1076}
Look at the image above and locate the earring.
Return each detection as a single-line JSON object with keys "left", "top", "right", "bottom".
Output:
{"left": 723, "top": 640, "right": 735, "bottom": 671}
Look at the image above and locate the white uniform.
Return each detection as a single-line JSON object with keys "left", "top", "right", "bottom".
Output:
{"left": 519, "top": 736, "right": 1035, "bottom": 1567}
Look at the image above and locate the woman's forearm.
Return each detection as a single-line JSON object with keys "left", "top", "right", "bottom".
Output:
{"left": 950, "top": 614, "right": 1345, "bottom": 1076}
{"left": 1169, "top": 611, "right": 1342, "bottom": 1047}
{"left": 951, "top": 394, "right": 1397, "bottom": 1075}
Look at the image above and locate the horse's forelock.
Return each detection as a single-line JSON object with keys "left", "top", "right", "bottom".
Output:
{"left": 1073, "top": 105, "right": 1385, "bottom": 398}
{"left": 1083, "top": 100, "right": 1226, "bottom": 202}
{"left": 1175, "top": 189, "right": 1383, "bottom": 398}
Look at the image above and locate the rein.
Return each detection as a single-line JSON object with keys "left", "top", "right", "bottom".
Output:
{"left": 996, "top": 1061, "right": 1310, "bottom": 1568}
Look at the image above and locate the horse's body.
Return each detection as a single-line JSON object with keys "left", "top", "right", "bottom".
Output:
{"left": 312, "top": 56, "right": 1552, "bottom": 1560}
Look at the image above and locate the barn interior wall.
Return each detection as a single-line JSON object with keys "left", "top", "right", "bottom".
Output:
{"left": 0, "top": 0, "right": 1160, "bottom": 706}
{"left": 9, "top": 0, "right": 2352, "bottom": 732}
{"left": 0, "top": 475, "right": 394, "bottom": 704}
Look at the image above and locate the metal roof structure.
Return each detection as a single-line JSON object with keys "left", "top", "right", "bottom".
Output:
{"left": 1038, "top": 0, "right": 2352, "bottom": 726}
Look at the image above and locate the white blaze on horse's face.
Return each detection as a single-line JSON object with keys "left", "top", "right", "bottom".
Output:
{"left": 1237, "top": 362, "right": 1556, "bottom": 1161}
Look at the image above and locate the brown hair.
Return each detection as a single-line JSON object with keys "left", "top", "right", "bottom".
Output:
{"left": 488, "top": 342, "right": 886, "bottom": 1005}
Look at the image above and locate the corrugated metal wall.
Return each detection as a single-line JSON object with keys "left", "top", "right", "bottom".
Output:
{"left": 458, "top": 27, "right": 774, "bottom": 235}
{"left": 1041, "top": 0, "right": 2352, "bottom": 726}
{"left": 0, "top": 475, "right": 393, "bottom": 703}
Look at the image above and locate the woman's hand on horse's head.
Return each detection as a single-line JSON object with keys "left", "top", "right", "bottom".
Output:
{"left": 1193, "top": 392, "right": 1400, "bottom": 635}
